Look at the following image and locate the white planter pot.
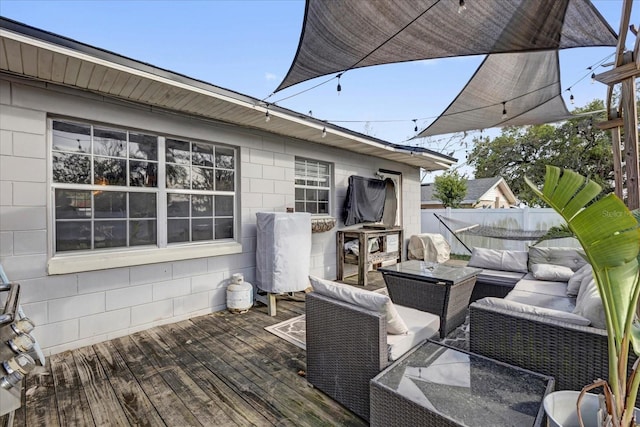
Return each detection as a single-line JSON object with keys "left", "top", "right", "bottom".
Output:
{"left": 544, "top": 390, "right": 639, "bottom": 427}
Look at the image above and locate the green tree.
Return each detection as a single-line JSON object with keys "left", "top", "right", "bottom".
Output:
{"left": 468, "top": 100, "right": 613, "bottom": 206}
{"left": 433, "top": 171, "right": 467, "bottom": 207}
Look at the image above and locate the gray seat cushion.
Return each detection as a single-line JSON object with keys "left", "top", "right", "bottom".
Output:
{"left": 505, "top": 289, "right": 576, "bottom": 313}
{"left": 513, "top": 274, "right": 569, "bottom": 297}
{"left": 476, "top": 269, "right": 527, "bottom": 287}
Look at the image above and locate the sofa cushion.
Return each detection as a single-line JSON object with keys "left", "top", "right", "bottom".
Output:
{"left": 309, "top": 276, "right": 409, "bottom": 334}
{"left": 476, "top": 297, "right": 591, "bottom": 326}
{"left": 531, "top": 263, "right": 574, "bottom": 282}
{"left": 468, "top": 248, "right": 529, "bottom": 273}
{"left": 387, "top": 305, "right": 440, "bottom": 361}
{"left": 476, "top": 269, "right": 527, "bottom": 287}
{"left": 528, "top": 246, "right": 587, "bottom": 272}
{"left": 513, "top": 274, "right": 569, "bottom": 297}
{"left": 567, "top": 264, "right": 593, "bottom": 296}
{"left": 505, "top": 290, "right": 576, "bottom": 313}
{"left": 573, "top": 277, "right": 606, "bottom": 329}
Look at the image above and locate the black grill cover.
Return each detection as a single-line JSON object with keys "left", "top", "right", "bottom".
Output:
{"left": 342, "top": 176, "right": 386, "bottom": 226}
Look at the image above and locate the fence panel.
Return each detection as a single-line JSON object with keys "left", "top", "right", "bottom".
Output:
{"left": 421, "top": 208, "right": 579, "bottom": 255}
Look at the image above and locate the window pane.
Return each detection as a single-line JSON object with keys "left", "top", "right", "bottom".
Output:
{"left": 319, "top": 175, "right": 330, "bottom": 188}
{"left": 130, "top": 193, "right": 156, "bottom": 218}
{"left": 53, "top": 152, "right": 91, "bottom": 184}
{"left": 192, "top": 167, "right": 214, "bottom": 190}
{"left": 318, "top": 189, "right": 329, "bottom": 203}
{"left": 95, "top": 192, "right": 126, "bottom": 218}
{"left": 52, "top": 121, "right": 91, "bottom": 153}
{"left": 295, "top": 161, "right": 306, "bottom": 185}
{"left": 166, "top": 164, "right": 190, "bottom": 189}
{"left": 306, "top": 189, "right": 318, "bottom": 202}
{"left": 295, "top": 202, "right": 304, "bottom": 212}
{"left": 166, "top": 139, "right": 190, "bottom": 164}
{"left": 168, "top": 219, "right": 189, "bottom": 243}
{"left": 55, "top": 189, "right": 91, "bottom": 219}
{"left": 94, "top": 127, "right": 127, "bottom": 157}
{"left": 215, "top": 218, "right": 234, "bottom": 239}
{"left": 215, "top": 147, "right": 234, "bottom": 169}
{"left": 295, "top": 188, "right": 304, "bottom": 200}
{"left": 318, "top": 202, "right": 329, "bottom": 214}
{"left": 215, "top": 170, "right": 234, "bottom": 191}
{"left": 130, "top": 220, "right": 157, "bottom": 246}
{"left": 167, "top": 194, "right": 189, "bottom": 217}
{"left": 94, "top": 157, "right": 126, "bottom": 186}
{"left": 56, "top": 221, "right": 91, "bottom": 252}
{"left": 317, "top": 163, "right": 329, "bottom": 175}
{"left": 192, "top": 143, "right": 213, "bottom": 166}
{"left": 192, "top": 195, "right": 213, "bottom": 217}
{"left": 94, "top": 220, "right": 126, "bottom": 248}
{"left": 192, "top": 219, "right": 213, "bottom": 241}
{"left": 129, "top": 133, "right": 157, "bottom": 160}
{"left": 130, "top": 161, "right": 158, "bottom": 187}
{"left": 305, "top": 203, "right": 318, "bottom": 214}
{"left": 214, "top": 195, "right": 233, "bottom": 216}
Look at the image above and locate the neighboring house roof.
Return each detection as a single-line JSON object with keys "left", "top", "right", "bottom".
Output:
{"left": 0, "top": 17, "right": 456, "bottom": 171}
{"left": 421, "top": 177, "right": 518, "bottom": 207}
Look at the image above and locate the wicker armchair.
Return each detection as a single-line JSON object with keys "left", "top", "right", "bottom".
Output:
{"left": 305, "top": 292, "right": 389, "bottom": 421}
{"left": 469, "top": 301, "right": 639, "bottom": 405}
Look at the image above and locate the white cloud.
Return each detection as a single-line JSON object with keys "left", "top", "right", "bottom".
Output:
{"left": 265, "top": 72, "right": 278, "bottom": 81}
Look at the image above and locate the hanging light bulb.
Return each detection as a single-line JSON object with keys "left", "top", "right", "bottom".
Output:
{"left": 413, "top": 119, "right": 418, "bottom": 132}
{"left": 591, "top": 73, "right": 596, "bottom": 84}
{"left": 336, "top": 74, "right": 342, "bottom": 94}
{"left": 458, "top": 0, "right": 466, "bottom": 13}
{"left": 501, "top": 101, "right": 507, "bottom": 119}
{"left": 570, "top": 93, "right": 575, "bottom": 104}
{"left": 322, "top": 127, "right": 327, "bottom": 138}
{"left": 265, "top": 109, "right": 271, "bottom": 122}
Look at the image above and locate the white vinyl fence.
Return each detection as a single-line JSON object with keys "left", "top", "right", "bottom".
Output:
{"left": 421, "top": 208, "right": 580, "bottom": 255}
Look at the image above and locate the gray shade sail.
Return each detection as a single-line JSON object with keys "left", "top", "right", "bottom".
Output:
{"left": 418, "top": 50, "right": 571, "bottom": 137}
{"left": 276, "top": 0, "right": 617, "bottom": 92}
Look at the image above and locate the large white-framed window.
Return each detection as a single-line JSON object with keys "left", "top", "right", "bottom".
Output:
{"left": 50, "top": 119, "right": 237, "bottom": 256}
{"left": 294, "top": 158, "right": 331, "bottom": 215}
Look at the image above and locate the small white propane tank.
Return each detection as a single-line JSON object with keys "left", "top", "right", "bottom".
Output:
{"left": 226, "top": 273, "right": 253, "bottom": 314}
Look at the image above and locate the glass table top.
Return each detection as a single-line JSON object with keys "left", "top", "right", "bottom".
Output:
{"left": 372, "top": 340, "right": 552, "bottom": 427}
{"left": 379, "top": 260, "right": 481, "bottom": 284}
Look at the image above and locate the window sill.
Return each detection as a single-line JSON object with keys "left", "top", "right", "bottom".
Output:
{"left": 47, "top": 241, "right": 243, "bottom": 275}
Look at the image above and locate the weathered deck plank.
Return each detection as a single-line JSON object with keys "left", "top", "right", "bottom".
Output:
{"left": 1, "top": 296, "right": 366, "bottom": 426}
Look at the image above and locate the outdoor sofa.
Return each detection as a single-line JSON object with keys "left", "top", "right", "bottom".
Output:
{"left": 305, "top": 276, "right": 440, "bottom": 421}
{"left": 466, "top": 247, "right": 638, "bottom": 399}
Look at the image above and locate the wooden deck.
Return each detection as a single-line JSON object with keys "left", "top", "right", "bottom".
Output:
{"left": 7, "top": 294, "right": 368, "bottom": 427}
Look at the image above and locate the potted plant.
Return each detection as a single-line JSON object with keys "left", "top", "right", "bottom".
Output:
{"left": 527, "top": 166, "right": 640, "bottom": 426}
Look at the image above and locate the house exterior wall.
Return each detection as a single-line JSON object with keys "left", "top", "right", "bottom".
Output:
{"left": 0, "top": 76, "right": 421, "bottom": 354}
{"left": 476, "top": 187, "right": 511, "bottom": 209}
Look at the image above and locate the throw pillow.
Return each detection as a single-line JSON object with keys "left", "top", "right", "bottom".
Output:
{"left": 531, "top": 263, "right": 575, "bottom": 282}
{"left": 467, "top": 248, "right": 529, "bottom": 273}
{"left": 567, "top": 264, "right": 593, "bottom": 296}
{"left": 573, "top": 277, "right": 606, "bottom": 329}
{"left": 528, "top": 246, "right": 588, "bottom": 272}
{"left": 477, "top": 297, "right": 591, "bottom": 326}
{"left": 309, "top": 276, "right": 409, "bottom": 334}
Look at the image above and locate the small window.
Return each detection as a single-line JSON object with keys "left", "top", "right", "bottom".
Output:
{"left": 294, "top": 158, "right": 331, "bottom": 215}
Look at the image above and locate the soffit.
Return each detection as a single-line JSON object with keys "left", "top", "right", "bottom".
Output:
{"left": 0, "top": 20, "right": 455, "bottom": 171}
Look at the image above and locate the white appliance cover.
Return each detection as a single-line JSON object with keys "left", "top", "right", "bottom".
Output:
{"left": 256, "top": 212, "right": 312, "bottom": 293}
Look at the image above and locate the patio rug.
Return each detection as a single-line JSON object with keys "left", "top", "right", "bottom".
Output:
{"left": 263, "top": 288, "right": 470, "bottom": 352}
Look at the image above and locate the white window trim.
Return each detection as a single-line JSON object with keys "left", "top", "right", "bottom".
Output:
{"left": 47, "top": 118, "right": 241, "bottom": 274}
{"left": 47, "top": 242, "right": 242, "bottom": 275}
{"left": 294, "top": 157, "right": 333, "bottom": 216}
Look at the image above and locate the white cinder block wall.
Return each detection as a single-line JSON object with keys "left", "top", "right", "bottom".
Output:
{"left": 0, "top": 77, "right": 422, "bottom": 355}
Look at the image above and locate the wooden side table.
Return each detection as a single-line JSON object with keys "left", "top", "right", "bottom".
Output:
{"left": 336, "top": 227, "right": 403, "bottom": 286}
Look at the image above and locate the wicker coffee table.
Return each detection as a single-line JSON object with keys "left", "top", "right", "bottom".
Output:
{"left": 370, "top": 340, "right": 554, "bottom": 427}
{"left": 379, "top": 261, "right": 481, "bottom": 338}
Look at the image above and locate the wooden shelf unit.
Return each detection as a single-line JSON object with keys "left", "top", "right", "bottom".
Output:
{"left": 336, "top": 227, "right": 403, "bottom": 287}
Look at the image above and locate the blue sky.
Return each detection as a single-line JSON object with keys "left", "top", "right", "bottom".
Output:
{"left": 1, "top": 0, "right": 637, "bottom": 178}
